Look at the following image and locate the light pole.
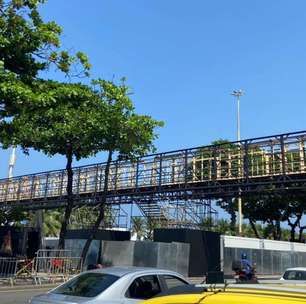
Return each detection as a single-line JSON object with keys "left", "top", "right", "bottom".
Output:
{"left": 231, "top": 89, "right": 244, "bottom": 235}
{"left": 8, "top": 146, "right": 16, "bottom": 178}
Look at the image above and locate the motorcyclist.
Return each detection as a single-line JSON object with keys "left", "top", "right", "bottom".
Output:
{"left": 240, "top": 252, "right": 253, "bottom": 280}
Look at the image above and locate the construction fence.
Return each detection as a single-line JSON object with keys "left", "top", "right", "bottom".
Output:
{"left": 63, "top": 239, "right": 190, "bottom": 277}
{"left": 0, "top": 249, "right": 82, "bottom": 285}
{"left": 0, "top": 257, "right": 19, "bottom": 286}
{"left": 32, "top": 249, "right": 82, "bottom": 284}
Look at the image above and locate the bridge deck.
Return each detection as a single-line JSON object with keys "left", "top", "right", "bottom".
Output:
{"left": 1, "top": 130, "right": 306, "bottom": 209}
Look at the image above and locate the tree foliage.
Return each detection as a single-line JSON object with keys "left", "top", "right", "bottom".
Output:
{"left": 80, "top": 80, "right": 163, "bottom": 261}
{"left": 0, "top": 206, "right": 27, "bottom": 225}
{"left": 0, "top": 0, "right": 91, "bottom": 148}
{"left": 0, "top": 0, "right": 163, "bottom": 255}
{"left": 198, "top": 217, "right": 304, "bottom": 241}
{"left": 131, "top": 217, "right": 146, "bottom": 240}
{"left": 0, "top": 0, "right": 90, "bottom": 82}
{"left": 5, "top": 80, "right": 110, "bottom": 249}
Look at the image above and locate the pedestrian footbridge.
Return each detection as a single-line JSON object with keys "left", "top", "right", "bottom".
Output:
{"left": 1, "top": 130, "right": 306, "bottom": 210}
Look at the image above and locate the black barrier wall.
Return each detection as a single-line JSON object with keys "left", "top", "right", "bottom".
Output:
{"left": 0, "top": 227, "right": 39, "bottom": 258}
{"left": 65, "top": 229, "right": 130, "bottom": 241}
{"left": 154, "top": 229, "right": 221, "bottom": 277}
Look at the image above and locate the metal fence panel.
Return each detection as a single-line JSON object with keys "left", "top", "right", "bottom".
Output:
{"left": 222, "top": 236, "right": 306, "bottom": 276}
{"left": 174, "top": 242, "right": 190, "bottom": 276}
{"left": 33, "top": 249, "right": 82, "bottom": 284}
{"left": 0, "top": 258, "right": 19, "bottom": 285}
{"left": 102, "top": 241, "right": 135, "bottom": 267}
{"left": 133, "top": 241, "right": 158, "bottom": 267}
{"left": 99, "top": 240, "right": 189, "bottom": 276}
{"left": 0, "top": 258, "right": 18, "bottom": 278}
{"left": 65, "top": 239, "right": 100, "bottom": 267}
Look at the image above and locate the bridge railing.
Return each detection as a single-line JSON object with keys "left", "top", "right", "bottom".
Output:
{"left": 0, "top": 131, "right": 306, "bottom": 204}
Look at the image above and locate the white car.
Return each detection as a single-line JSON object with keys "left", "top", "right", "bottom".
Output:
{"left": 30, "top": 266, "right": 190, "bottom": 304}
{"left": 280, "top": 267, "right": 306, "bottom": 282}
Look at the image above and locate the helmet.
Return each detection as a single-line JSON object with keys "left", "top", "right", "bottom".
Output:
{"left": 241, "top": 252, "right": 247, "bottom": 260}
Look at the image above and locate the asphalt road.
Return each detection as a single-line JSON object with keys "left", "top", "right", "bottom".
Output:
{"left": 0, "top": 277, "right": 299, "bottom": 304}
{"left": 0, "top": 286, "right": 53, "bottom": 304}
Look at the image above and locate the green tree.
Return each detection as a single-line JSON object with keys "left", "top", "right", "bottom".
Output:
{"left": 0, "top": 1, "right": 92, "bottom": 246}
{"left": 239, "top": 193, "right": 285, "bottom": 240}
{"left": 131, "top": 217, "right": 146, "bottom": 240}
{"left": 238, "top": 192, "right": 306, "bottom": 242}
{"left": 27, "top": 210, "right": 62, "bottom": 237}
{"left": 217, "top": 197, "right": 238, "bottom": 234}
{"left": 0, "top": 0, "right": 90, "bottom": 137}
{"left": 69, "top": 206, "right": 115, "bottom": 229}
{"left": 25, "top": 206, "right": 116, "bottom": 237}
{"left": 5, "top": 80, "right": 110, "bottom": 249}
{"left": 42, "top": 210, "right": 62, "bottom": 237}
{"left": 0, "top": 0, "right": 90, "bottom": 81}
{"left": 198, "top": 216, "right": 214, "bottom": 231}
{"left": 0, "top": 206, "right": 27, "bottom": 225}
{"left": 144, "top": 218, "right": 164, "bottom": 240}
{"left": 283, "top": 193, "right": 306, "bottom": 242}
{"left": 198, "top": 217, "right": 232, "bottom": 235}
{"left": 80, "top": 80, "right": 163, "bottom": 261}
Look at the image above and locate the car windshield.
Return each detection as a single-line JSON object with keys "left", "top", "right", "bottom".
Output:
{"left": 53, "top": 272, "right": 119, "bottom": 298}
{"left": 283, "top": 270, "right": 306, "bottom": 280}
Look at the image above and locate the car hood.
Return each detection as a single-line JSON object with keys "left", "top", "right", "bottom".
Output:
{"left": 31, "top": 292, "right": 92, "bottom": 304}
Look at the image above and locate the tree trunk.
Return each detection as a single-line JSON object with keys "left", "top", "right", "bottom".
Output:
{"left": 80, "top": 150, "right": 113, "bottom": 265}
{"left": 298, "top": 225, "right": 306, "bottom": 243}
{"left": 288, "top": 215, "right": 302, "bottom": 242}
{"left": 268, "top": 220, "right": 277, "bottom": 240}
{"left": 275, "top": 220, "right": 282, "bottom": 240}
{"left": 249, "top": 219, "right": 260, "bottom": 238}
{"left": 288, "top": 219, "right": 298, "bottom": 243}
{"left": 289, "top": 222, "right": 296, "bottom": 242}
{"left": 58, "top": 144, "right": 74, "bottom": 250}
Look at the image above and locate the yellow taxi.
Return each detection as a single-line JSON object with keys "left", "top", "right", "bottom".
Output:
{"left": 143, "top": 286, "right": 306, "bottom": 304}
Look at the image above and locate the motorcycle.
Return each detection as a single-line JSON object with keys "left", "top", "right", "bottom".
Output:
{"left": 232, "top": 260, "right": 258, "bottom": 284}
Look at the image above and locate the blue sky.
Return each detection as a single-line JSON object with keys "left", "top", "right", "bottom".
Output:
{"left": 1, "top": 0, "right": 306, "bottom": 178}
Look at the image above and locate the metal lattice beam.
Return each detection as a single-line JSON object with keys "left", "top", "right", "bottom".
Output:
{"left": 1, "top": 130, "right": 306, "bottom": 210}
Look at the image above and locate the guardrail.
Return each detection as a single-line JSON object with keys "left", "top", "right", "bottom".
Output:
{"left": 0, "top": 250, "right": 83, "bottom": 285}
{"left": 32, "top": 249, "right": 82, "bottom": 285}
{"left": 0, "top": 257, "right": 19, "bottom": 286}
{"left": 1, "top": 130, "right": 306, "bottom": 207}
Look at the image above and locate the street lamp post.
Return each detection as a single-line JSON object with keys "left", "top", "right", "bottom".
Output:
{"left": 8, "top": 146, "right": 16, "bottom": 178}
{"left": 231, "top": 89, "right": 244, "bottom": 235}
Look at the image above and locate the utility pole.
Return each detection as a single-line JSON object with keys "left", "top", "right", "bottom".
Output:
{"left": 231, "top": 89, "right": 244, "bottom": 235}
{"left": 8, "top": 146, "right": 16, "bottom": 178}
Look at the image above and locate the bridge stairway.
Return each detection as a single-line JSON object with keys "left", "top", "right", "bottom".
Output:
{"left": 136, "top": 201, "right": 168, "bottom": 222}
{"left": 162, "top": 201, "right": 202, "bottom": 228}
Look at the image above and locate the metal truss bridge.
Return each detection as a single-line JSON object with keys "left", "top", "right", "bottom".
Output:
{"left": 1, "top": 130, "right": 306, "bottom": 223}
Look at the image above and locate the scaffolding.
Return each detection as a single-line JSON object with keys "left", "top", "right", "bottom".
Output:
{"left": 132, "top": 198, "right": 217, "bottom": 230}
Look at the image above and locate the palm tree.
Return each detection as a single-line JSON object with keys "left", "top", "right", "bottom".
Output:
{"left": 198, "top": 217, "right": 214, "bottom": 231}
{"left": 131, "top": 217, "right": 146, "bottom": 240}
{"left": 43, "top": 210, "right": 62, "bottom": 237}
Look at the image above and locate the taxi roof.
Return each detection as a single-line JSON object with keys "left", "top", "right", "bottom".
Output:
{"left": 144, "top": 286, "right": 306, "bottom": 304}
